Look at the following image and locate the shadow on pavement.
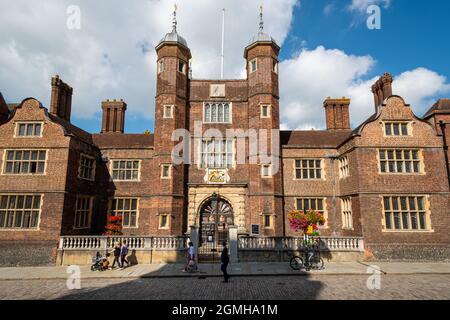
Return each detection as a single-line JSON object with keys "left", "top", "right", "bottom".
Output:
{"left": 56, "top": 258, "right": 324, "bottom": 300}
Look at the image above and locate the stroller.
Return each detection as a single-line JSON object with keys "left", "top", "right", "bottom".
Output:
{"left": 186, "top": 254, "right": 198, "bottom": 273}
{"left": 91, "top": 252, "right": 110, "bottom": 271}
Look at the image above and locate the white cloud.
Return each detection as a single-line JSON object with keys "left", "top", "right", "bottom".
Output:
{"left": 323, "top": 3, "right": 335, "bottom": 16}
{"left": 279, "top": 46, "right": 375, "bottom": 130}
{"left": 279, "top": 47, "right": 450, "bottom": 130}
{"left": 1, "top": 0, "right": 448, "bottom": 133}
{"left": 0, "top": 0, "right": 298, "bottom": 121}
{"left": 394, "top": 68, "right": 450, "bottom": 114}
{"left": 348, "top": 0, "right": 392, "bottom": 12}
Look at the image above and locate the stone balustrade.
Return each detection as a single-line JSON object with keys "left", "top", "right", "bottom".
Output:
{"left": 152, "top": 236, "right": 188, "bottom": 250}
{"left": 57, "top": 235, "right": 364, "bottom": 265}
{"left": 59, "top": 236, "right": 102, "bottom": 250}
{"left": 238, "top": 236, "right": 277, "bottom": 250}
{"left": 57, "top": 235, "right": 190, "bottom": 265}
{"left": 59, "top": 236, "right": 187, "bottom": 251}
{"left": 106, "top": 236, "right": 147, "bottom": 249}
{"left": 239, "top": 236, "right": 364, "bottom": 252}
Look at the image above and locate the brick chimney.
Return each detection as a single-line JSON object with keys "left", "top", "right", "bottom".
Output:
{"left": 323, "top": 97, "right": 351, "bottom": 130}
{"left": 0, "top": 93, "right": 9, "bottom": 123}
{"left": 50, "top": 75, "right": 73, "bottom": 122}
{"left": 371, "top": 72, "right": 393, "bottom": 113}
{"left": 101, "top": 99, "right": 127, "bottom": 133}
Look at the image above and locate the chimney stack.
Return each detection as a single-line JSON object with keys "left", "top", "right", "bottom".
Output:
{"left": 371, "top": 72, "right": 393, "bottom": 113}
{"left": 50, "top": 75, "right": 73, "bottom": 122}
{"left": 323, "top": 97, "right": 351, "bottom": 130}
{"left": 0, "top": 93, "right": 9, "bottom": 123}
{"left": 101, "top": 99, "right": 127, "bottom": 133}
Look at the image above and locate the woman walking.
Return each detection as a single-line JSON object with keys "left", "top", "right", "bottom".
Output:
{"left": 120, "top": 240, "right": 129, "bottom": 268}
{"left": 111, "top": 242, "right": 122, "bottom": 269}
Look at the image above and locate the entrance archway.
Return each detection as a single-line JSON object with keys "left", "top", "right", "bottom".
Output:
{"left": 198, "top": 195, "right": 234, "bottom": 261}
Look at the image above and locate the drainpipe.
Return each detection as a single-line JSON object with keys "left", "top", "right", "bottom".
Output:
{"left": 326, "top": 155, "right": 338, "bottom": 237}
{"left": 439, "top": 121, "right": 450, "bottom": 189}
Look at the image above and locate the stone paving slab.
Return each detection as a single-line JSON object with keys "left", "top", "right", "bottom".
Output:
{"left": 0, "top": 262, "right": 448, "bottom": 281}
{"left": 371, "top": 262, "right": 450, "bottom": 274}
{"left": 2, "top": 274, "right": 450, "bottom": 300}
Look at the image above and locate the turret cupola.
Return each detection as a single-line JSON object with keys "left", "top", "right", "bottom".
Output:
{"left": 155, "top": 4, "right": 189, "bottom": 50}
{"left": 244, "top": 5, "right": 280, "bottom": 59}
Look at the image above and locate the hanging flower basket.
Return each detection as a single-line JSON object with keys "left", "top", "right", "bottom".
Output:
{"left": 288, "top": 210, "right": 326, "bottom": 236}
{"left": 103, "top": 215, "right": 123, "bottom": 236}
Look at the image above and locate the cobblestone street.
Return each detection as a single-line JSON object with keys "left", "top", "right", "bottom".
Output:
{"left": 1, "top": 275, "right": 449, "bottom": 300}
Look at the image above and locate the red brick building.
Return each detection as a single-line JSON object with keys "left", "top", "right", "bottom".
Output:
{"left": 0, "top": 17, "right": 449, "bottom": 264}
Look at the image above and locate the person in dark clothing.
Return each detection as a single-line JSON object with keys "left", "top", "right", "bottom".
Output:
{"left": 120, "top": 241, "right": 129, "bottom": 268}
{"left": 111, "top": 242, "right": 122, "bottom": 269}
{"left": 220, "top": 241, "right": 230, "bottom": 282}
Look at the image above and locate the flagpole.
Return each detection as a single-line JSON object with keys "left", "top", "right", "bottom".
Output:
{"left": 221, "top": 8, "right": 225, "bottom": 79}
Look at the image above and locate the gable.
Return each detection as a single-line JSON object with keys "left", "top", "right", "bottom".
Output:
{"left": 356, "top": 96, "right": 442, "bottom": 147}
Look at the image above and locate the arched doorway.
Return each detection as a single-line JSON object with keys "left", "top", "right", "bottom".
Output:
{"left": 198, "top": 194, "right": 234, "bottom": 261}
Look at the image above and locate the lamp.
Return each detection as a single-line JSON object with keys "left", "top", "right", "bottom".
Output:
{"left": 211, "top": 192, "right": 218, "bottom": 214}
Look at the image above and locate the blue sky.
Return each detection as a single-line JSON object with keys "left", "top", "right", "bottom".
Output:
{"left": 1, "top": 0, "right": 449, "bottom": 133}
{"left": 283, "top": 0, "right": 450, "bottom": 77}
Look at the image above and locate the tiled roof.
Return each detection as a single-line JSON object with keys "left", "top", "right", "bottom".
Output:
{"left": 423, "top": 99, "right": 450, "bottom": 118}
{"left": 92, "top": 133, "right": 154, "bottom": 149}
{"left": 280, "top": 130, "right": 352, "bottom": 148}
{"left": 351, "top": 113, "right": 378, "bottom": 136}
{"left": 48, "top": 113, "right": 94, "bottom": 145}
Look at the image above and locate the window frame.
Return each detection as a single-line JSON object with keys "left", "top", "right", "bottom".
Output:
{"left": 383, "top": 121, "right": 411, "bottom": 137}
{"left": 109, "top": 197, "right": 139, "bottom": 229}
{"left": 160, "top": 164, "right": 172, "bottom": 179}
{"left": 203, "top": 102, "right": 232, "bottom": 124}
{"left": 200, "top": 138, "right": 234, "bottom": 169}
{"left": 15, "top": 122, "right": 44, "bottom": 138}
{"left": 378, "top": 149, "right": 422, "bottom": 175}
{"left": 339, "top": 156, "right": 350, "bottom": 179}
{"left": 163, "top": 105, "right": 174, "bottom": 119}
{"left": 272, "top": 58, "right": 278, "bottom": 74}
{"left": 260, "top": 104, "right": 271, "bottom": 118}
{"left": 0, "top": 194, "right": 42, "bottom": 230}
{"left": 157, "top": 59, "right": 164, "bottom": 74}
{"left": 2, "top": 149, "right": 47, "bottom": 175}
{"left": 74, "top": 195, "right": 93, "bottom": 230}
{"left": 341, "top": 197, "right": 353, "bottom": 230}
{"left": 78, "top": 154, "right": 96, "bottom": 181}
{"left": 261, "top": 164, "right": 272, "bottom": 178}
{"left": 158, "top": 213, "right": 170, "bottom": 230}
{"left": 178, "top": 59, "right": 186, "bottom": 74}
{"left": 381, "top": 195, "right": 431, "bottom": 232}
{"left": 249, "top": 58, "right": 257, "bottom": 73}
{"left": 294, "top": 159, "right": 323, "bottom": 180}
{"left": 262, "top": 214, "right": 273, "bottom": 229}
{"left": 110, "top": 159, "right": 141, "bottom": 182}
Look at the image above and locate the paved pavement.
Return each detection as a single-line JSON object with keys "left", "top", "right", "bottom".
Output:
{"left": 0, "top": 261, "right": 449, "bottom": 280}
{"left": 1, "top": 275, "right": 449, "bottom": 300}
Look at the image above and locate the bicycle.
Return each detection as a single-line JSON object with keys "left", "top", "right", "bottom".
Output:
{"left": 290, "top": 248, "right": 324, "bottom": 271}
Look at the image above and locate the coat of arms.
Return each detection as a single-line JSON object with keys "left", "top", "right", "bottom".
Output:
{"left": 204, "top": 169, "right": 229, "bottom": 184}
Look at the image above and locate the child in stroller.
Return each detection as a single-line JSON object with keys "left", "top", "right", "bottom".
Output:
{"left": 183, "top": 242, "right": 198, "bottom": 273}
{"left": 91, "top": 252, "right": 110, "bottom": 271}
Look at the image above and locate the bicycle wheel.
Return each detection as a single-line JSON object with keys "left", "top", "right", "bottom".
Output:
{"left": 312, "top": 257, "right": 324, "bottom": 270}
{"left": 290, "top": 256, "right": 304, "bottom": 270}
